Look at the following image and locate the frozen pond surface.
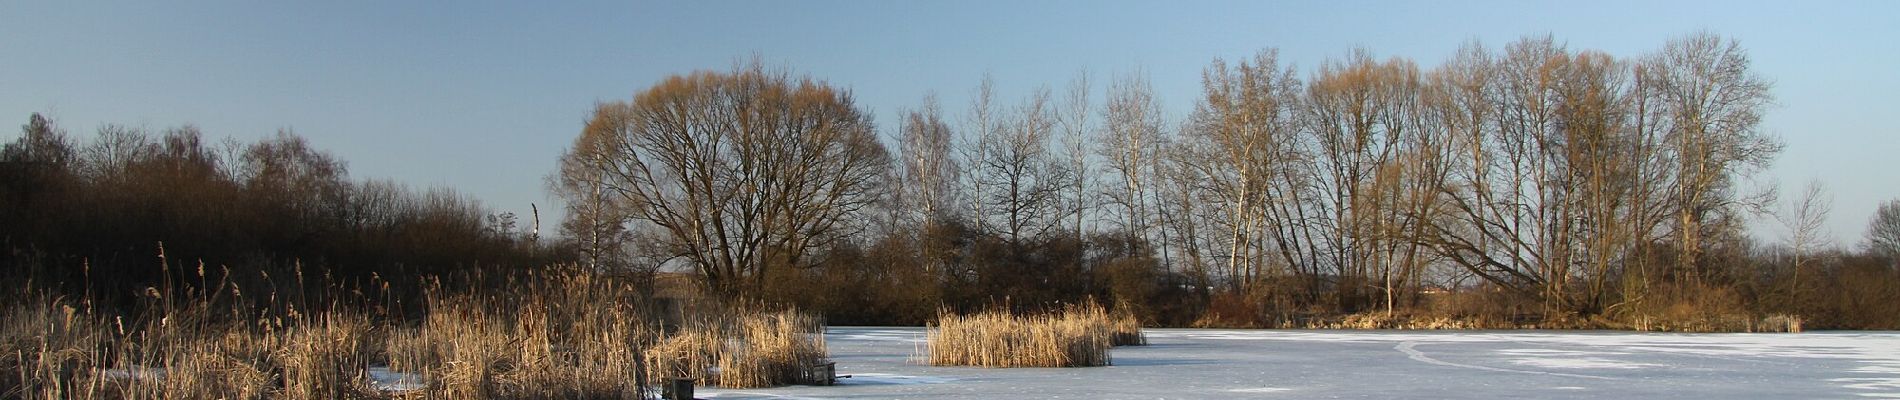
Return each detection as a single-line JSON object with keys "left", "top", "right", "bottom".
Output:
{"left": 699, "top": 327, "right": 1900, "bottom": 399}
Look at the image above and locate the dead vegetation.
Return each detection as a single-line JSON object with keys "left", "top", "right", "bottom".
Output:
{"left": 644, "top": 308, "right": 828, "bottom": 389}
{"left": 1, "top": 264, "right": 827, "bottom": 399}
{"left": 924, "top": 302, "right": 1142, "bottom": 368}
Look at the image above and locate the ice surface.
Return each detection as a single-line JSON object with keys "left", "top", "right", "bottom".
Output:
{"left": 844, "top": 372, "right": 958, "bottom": 385}
{"left": 1227, "top": 387, "right": 1292, "bottom": 393}
{"left": 686, "top": 327, "right": 1900, "bottom": 399}
{"left": 97, "top": 365, "right": 424, "bottom": 393}
{"left": 367, "top": 366, "right": 424, "bottom": 392}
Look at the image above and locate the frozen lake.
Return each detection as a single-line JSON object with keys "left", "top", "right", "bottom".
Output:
{"left": 695, "top": 327, "right": 1900, "bottom": 399}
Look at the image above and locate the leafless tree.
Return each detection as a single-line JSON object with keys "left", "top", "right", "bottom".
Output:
{"left": 973, "top": 87, "right": 1068, "bottom": 243}
{"left": 898, "top": 93, "right": 959, "bottom": 228}
{"left": 80, "top": 124, "right": 151, "bottom": 180}
{"left": 568, "top": 62, "right": 891, "bottom": 295}
{"left": 1417, "top": 37, "right": 1680, "bottom": 315}
{"left": 1864, "top": 199, "right": 1900, "bottom": 261}
{"left": 1099, "top": 71, "right": 1164, "bottom": 245}
{"left": 2, "top": 113, "right": 74, "bottom": 166}
{"left": 1058, "top": 71, "right": 1095, "bottom": 237}
{"left": 1304, "top": 49, "right": 1430, "bottom": 312}
{"left": 962, "top": 75, "right": 1000, "bottom": 233}
{"left": 553, "top": 103, "right": 633, "bottom": 270}
{"left": 1776, "top": 179, "right": 1832, "bottom": 307}
{"left": 1640, "top": 32, "right": 1779, "bottom": 281}
{"left": 1182, "top": 49, "right": 1303, "bottom": 294}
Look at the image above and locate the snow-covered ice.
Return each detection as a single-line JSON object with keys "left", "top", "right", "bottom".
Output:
{"left": 366, "top": 366, "right": 424, "bottom": 392}
{"left": 97, "top": 365, "right": 425, "bottom": 393}
{"left": 689, "top": 327, "right": 1900, "bottom": 399}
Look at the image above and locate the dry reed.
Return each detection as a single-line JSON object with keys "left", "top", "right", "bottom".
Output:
{"left": 644, "top": 308, "right": 828, "bottom": 388}
{"left": 3, "top": 263, "right": 830, "bottom": 399}
{"left": 925, "top": 302, "right": 1138, "bottom": 368}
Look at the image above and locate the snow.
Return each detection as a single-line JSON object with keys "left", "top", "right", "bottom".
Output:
{"left": 367, "top": 366, "right": 424, "bottom": 392}
{"left": 87, "top": 328, "right": 1900, "bottom": 398}
{"left": 1509, "top": 356, "right": 1663, "bottom": 369}
{"left": 841, "top": 373, "right": 957, "bottom": 385}
{"left": 98, "top": 365, "right": 424, "bottom": 394}
{"left": 686, "top": 327, "right": 1900, "bottom": 399}
{"left": 1227, "top": 387, "right": 1293, "bottom": 393}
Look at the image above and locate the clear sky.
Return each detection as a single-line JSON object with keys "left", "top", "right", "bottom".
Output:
{"left": 4, "top": 1, "right": 1895, "bottom": 247}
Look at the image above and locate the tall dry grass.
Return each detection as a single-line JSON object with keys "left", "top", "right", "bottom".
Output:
{"left": 385, "top": 270, "right": 653, "bottom": 399}
{"left": 1106, "top": 304, "right": 1146, "bottom": 347}
{"left": 3, "top": 260, "right": 830, "bottom": 399}
{"left": 925, "top": 302, "right": 1142, "bottom": 368}
{"left": 644, "top": 308, "right": 828, "bottom": 388}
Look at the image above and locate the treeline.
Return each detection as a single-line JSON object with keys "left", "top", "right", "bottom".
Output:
{"left": 0, "top": 114, "right": 561, "bottom": 312}
{"left": 559, "top": 32, "right": 1900, "bottom": 329}
{"left": 6, "top": 32, "right": 1896, "bottom": 331}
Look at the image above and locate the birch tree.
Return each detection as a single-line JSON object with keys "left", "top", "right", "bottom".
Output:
{"left": 1100, "top": 71, "right": 1164, "bottom": 246}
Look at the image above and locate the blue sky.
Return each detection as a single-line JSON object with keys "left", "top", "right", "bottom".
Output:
{"left": 4, "top": 1, "right": 1895, "bottom": 246}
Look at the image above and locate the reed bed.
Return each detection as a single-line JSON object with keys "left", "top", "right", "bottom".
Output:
{"left": 3, "top": 263, "right": 828, "bottom": 399}
{"left": 644, "top": 308, "right": 828, "bottom": 389}
{"left": 0, "top": 294, "right": 381, "bottom": 399}
{"left": 925, "top": 302, "right": 1141, "bottom": 368}
{"left": 1107, "top": 305, "right": 1146, "bottom": 347}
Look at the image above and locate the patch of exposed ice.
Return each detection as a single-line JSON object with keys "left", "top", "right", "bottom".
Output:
{"left": 1832, "top": 377, "right": 1900, "bottom": 391}
{"left": 699, "top": 391, "right": 828, "bottom": 399}
{"left": 1397, "top": 341, "right": 1611, "bottom": 379}
{"left": 827, "top": 328, "right": 928, "bottom": 343}
{"left": 1510, "top": 357, "right": 1662, "bottom": 369}
{"left": 367, "top": 367, "right": 425, "bottom": 392}
{"left": 1227, "top": 387, "right": 1292, "bottom": 393}
{"left": 1496, "top": 348, "right": 1627, "bottom": 356}
{"left": 843, "top": 372, "right": 955, "bottom": 385}
{"left": 1855, "top": 363, "right": 1900, "bottom": 374}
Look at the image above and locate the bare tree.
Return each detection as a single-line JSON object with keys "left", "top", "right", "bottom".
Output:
{"left": 1183, "top": 49, "right": 1303, "bottom": 294}
{"left": 570, "top": 63, "right": 891, "bottom": 295}
{"left": 2, "top": 113, "right": 75, "bottom": 166}
{"left": 1641, "top": 32, "right": 1779, "bottom": 280}
{"left": 1775, "top": 179, "right": 1832, "bottom": 308}
{"left": 1865, "top": 199, "right": 1900, "bottom": 260}
{"left": 1058, "top": 71, "right": 1095, "bottom": 237}
{"left": 1099, "top": 71, "right": 1164, "bottom": 245}
{"left": 553, "top": 104, "right": 633, "bottom": 270}
{"left": 1417, "top": 37, "right": 1677, "bottom": 315}
{"left": 898, "top": 93, "right": 959, "bottom": 228}
{"left": 1304, "top": 49, "right": 1427, "bottom": 312}
{"left": 1557, "top": 50, "right": 1652, "bottom": 313}
{"left": 973, "top": 88, "right": 1068, "bottom": 243}
{"left": 962, "top": 75, "right": 1000, "bottom": 233}
{"left": 79, "top": 125, "right": 152, "bottom": 180}
{"left": 1156, "top": 135, "right": 1215, "bottom": 294}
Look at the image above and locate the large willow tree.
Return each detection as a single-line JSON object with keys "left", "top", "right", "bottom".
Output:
{"left": 557, "top": 63, "right": 890, "bottom": 296}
